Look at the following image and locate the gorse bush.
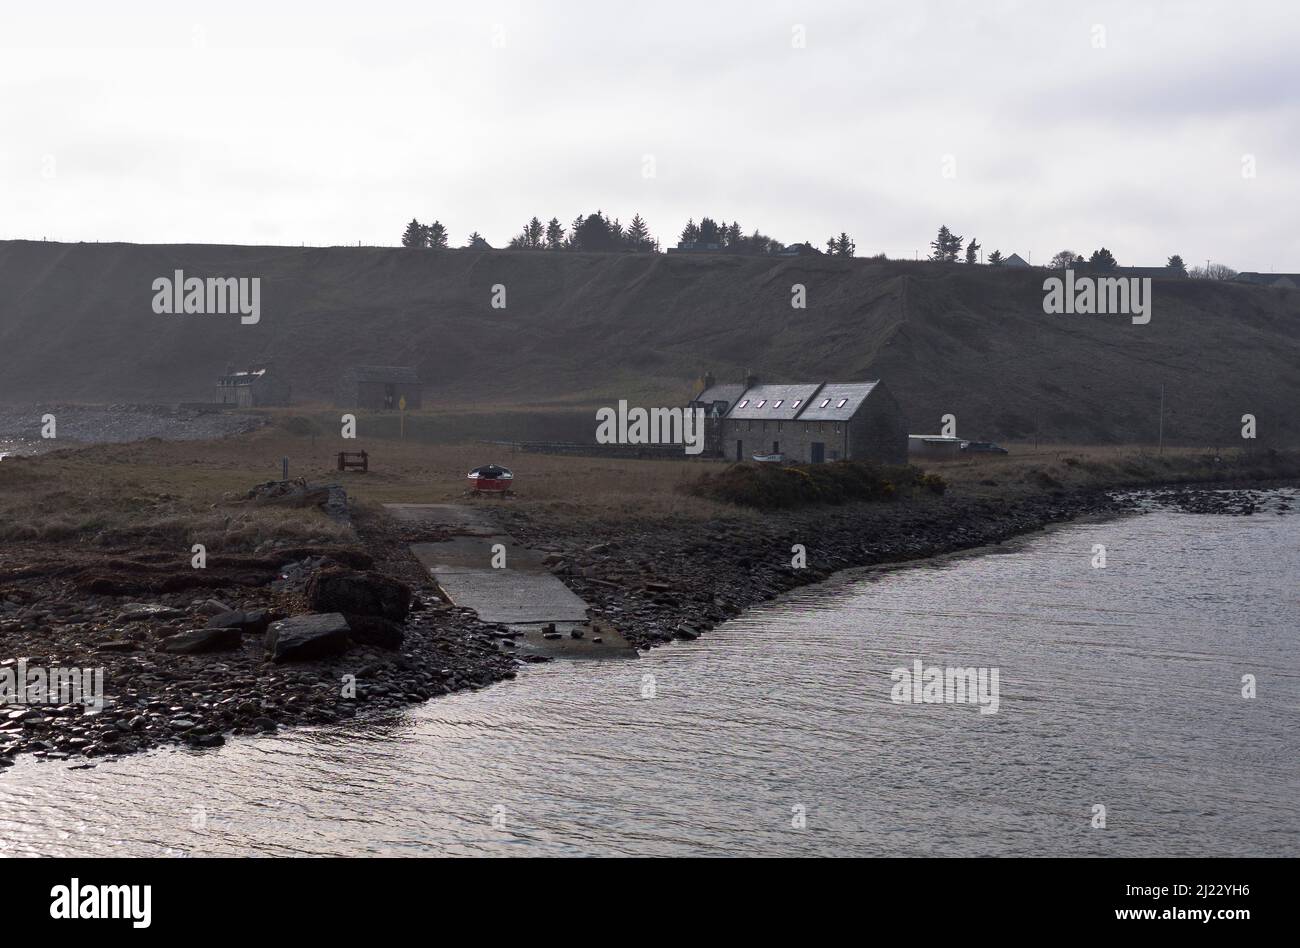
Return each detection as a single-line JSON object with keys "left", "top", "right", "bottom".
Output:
{"left": 684, "top": 460, "right": 946, "bottom": 510}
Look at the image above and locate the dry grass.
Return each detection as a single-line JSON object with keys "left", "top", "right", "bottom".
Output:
{"left": 0, "top": 424, "right": 730, "bottom": 550}
{"left": 927, "top": 442, "right": 1299, "bottom": 495}
{"left": 2, "top": 427, "right": 1295, "bottom": 553}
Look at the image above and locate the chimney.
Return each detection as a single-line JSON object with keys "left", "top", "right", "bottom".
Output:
{"left": 702, "top": 371, "right": 716, "bottom": 390}
{"left": 743, "top": 369, "right": 759, "bottom": 390}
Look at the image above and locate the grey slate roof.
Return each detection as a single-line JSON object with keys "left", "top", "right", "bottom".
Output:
{"left": 218, "top": 368, "right": 267, "bottom": 386}
{"left": 727, "top": 383, "right": 824, "bottom": 420}
{"left": 796, "top": 382, "right": 881, "bottom": 421}
{"left": 691, "top": 383, "right": 746, "bottom": 409}
{"left": 345, "top": 365, "right": 421, "bottom": 384}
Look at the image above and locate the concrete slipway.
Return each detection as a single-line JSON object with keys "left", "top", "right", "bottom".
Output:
{"left": 384, "top": 504, "right": 636, "bottom": 659}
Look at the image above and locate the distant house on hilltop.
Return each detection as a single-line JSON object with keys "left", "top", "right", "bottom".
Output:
{"left": 1066, "top": 262, "right": 1187, "bottom": 279}
{"left": 778, "top": 242, "right": 822, "bottom": 257}
{"left": 337, "top": 365, "right": 422, "bottom": 411}
{"left": 1235, "top": 272, "right": 1300, "bottom": 289}
{"left": 668, "top": 241, "right": 723, "bottom": 253}
{"left": 689, "top": 373, "right": 907, "bottom": 464}
{"left": 1002, "top": 253, "right": 1032, "bottom": 268}
{"left": 216, "top": 362, "right": 290, "bottom": 407}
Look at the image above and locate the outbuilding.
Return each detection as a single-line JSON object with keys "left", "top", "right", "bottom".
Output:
{"left": 337, "top": 365, "right": 423, "bottom": 411}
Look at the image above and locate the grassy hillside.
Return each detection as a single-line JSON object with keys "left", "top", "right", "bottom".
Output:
{"left": 1, "top": 239, "right": 1297, "bottom": 445}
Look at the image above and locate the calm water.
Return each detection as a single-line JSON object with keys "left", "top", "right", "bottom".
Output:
{"left": 2, "top": 504, "right": 1297, "bottom": 857}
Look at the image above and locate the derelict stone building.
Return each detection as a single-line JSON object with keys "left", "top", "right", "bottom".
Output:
{"left": 337, "top": 365, "right": 423, "bottom": 411}
{"left": 215, "top": 363, "right": 291, "bottom": 407}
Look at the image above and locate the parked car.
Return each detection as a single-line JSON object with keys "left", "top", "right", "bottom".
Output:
{"left": 960, "top": 441, "right": 1009, "bottom": 455}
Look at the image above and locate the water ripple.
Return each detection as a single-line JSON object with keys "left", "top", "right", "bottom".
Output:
{"left": 0, "top": 509, "right": 1295, "bottom": 856}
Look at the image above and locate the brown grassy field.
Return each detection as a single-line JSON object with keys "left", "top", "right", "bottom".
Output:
{"left": 2, "top": 410, "right": 1293, "bottom": 560}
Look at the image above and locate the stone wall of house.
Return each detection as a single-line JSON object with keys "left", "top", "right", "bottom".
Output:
{"left": 251, "top": 376, "right": 292, "bottom": 407}
{"left": 846, "top": 384, "right": 908, "bottom": 464}
{"left": 723, "top": 418, "right": 849, "bottom": 463}
{"left": 342, "top": 380, "right": 423, "bottom": 411}
{"left": 720, "top": 385, "right": 907, "bottom": 464}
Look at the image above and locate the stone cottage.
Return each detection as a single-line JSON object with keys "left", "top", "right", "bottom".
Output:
{"left": 689, "top": 375, "right": 907, "bottom": 464}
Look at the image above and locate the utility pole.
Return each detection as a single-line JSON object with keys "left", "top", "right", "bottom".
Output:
{"left": 1157, "top": 384, "right": 1165, "bottom": 455}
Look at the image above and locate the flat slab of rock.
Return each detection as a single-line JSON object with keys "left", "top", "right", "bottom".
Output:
{"left": 117, "top": 604, "right": 187, "bottom": 623}
{"left": 205, "top": 609, "right": 272, "bottom": 635}
{"left": 265, "top": 613, "right": 350, "bottom": 663}
{"left": 159, "top": 626, "right": 243, "bottom": 654}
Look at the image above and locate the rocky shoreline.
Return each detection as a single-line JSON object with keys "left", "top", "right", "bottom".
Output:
{"left": 499, "top": 487, "right": 1126, "bottom": 651}
{"left": 0, "top": 404, "right": 265, "bottom": 455}
{"left": 2, "top": 478, "right": 1294, "bottom": 769}
{"left": 0, "top": 541, "right": 519, "bottom": 767}
{"left": 532, "top": 481, "right": 1293, "bottom": 651}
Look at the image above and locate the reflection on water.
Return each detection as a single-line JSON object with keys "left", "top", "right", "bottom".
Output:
{"left": 1, "top": 507, "right": 1297, "bottom": 857}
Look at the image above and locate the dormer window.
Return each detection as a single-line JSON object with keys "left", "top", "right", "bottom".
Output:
{"left": 837, "top": 398, "right": 848, "bottom": 408}
{"left": 756, "top": 399, "right": 766, "bottom": 408}
{"left": 819, "top": 398, "right": 831, "bottom": 408}
{"left": 738, "top": 399, "right": 749, "bottom": 408}
{"left": 792, "top": 399, "right": 802, "bottom": 409}
{"left": 773, "top": 399, "right": 783, "bottom": 408}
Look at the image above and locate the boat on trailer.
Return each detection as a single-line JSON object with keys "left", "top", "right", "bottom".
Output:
{"left": 467, "top": 463, "right": 514, "bottom": 494}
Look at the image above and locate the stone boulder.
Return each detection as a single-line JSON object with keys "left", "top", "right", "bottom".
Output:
{"left": 305, "top": 568, "right": 410, "bottom": 622}
{"left": 343, "top": 614, "right": 405, "bottom": 650}
{"left": 159, "top": 626, "right": 243, "bottom": 654}
{"left": 205, "top": 609, "right": 272, "bottom": 635}
{"left": 264, "top": 613, "right": 351, "bottom": 663}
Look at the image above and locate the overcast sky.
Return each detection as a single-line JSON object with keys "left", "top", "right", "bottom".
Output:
{"left": 2, "top": 1, "right": 1297, "bottom": 269}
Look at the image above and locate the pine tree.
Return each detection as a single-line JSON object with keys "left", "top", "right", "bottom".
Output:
{"left": 570, "top": 212, "right": 617, "bottom": 251}
{"left": 1089, "top": 247, "right": 1118, "bottom": 270}
{"left": 1166, "top": 254, "right": 1187, "bottom": 274}
{"left": 965, "top": 238, "right": 981, "bottom": 264}
{"left": 545, "top": 217, "right": 565, "bottom": 250}
{"left": 680, "top": 218, "right": 700, "bottom": 245}
{"left": 626, "top": 213, "right": 652, "bottom": 252}
{"left": 946, "top": 230, "right": 964, "bottom": 262}
{"left": 525, "top": 217, "right": 543, "bottom": 249}
{"left": 929, "top": 225, "right": 954, "bottom": 261}
{"left": 697, "top": 217, "right": 721, "bottom": 245}
{"left": 831, "top": 232, "right": 856, "bottom": 257}
{"left": 426, "top": 220, "right": 448, "bottom": 249}
{"left": 401, "top": 218, "right": 426, "bottom": 248}
{"left": 565, "top": 215, "right": 584, "bottom": 249}
{"left": 987, "top": 249, "right": 1004, "bottom": 266}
